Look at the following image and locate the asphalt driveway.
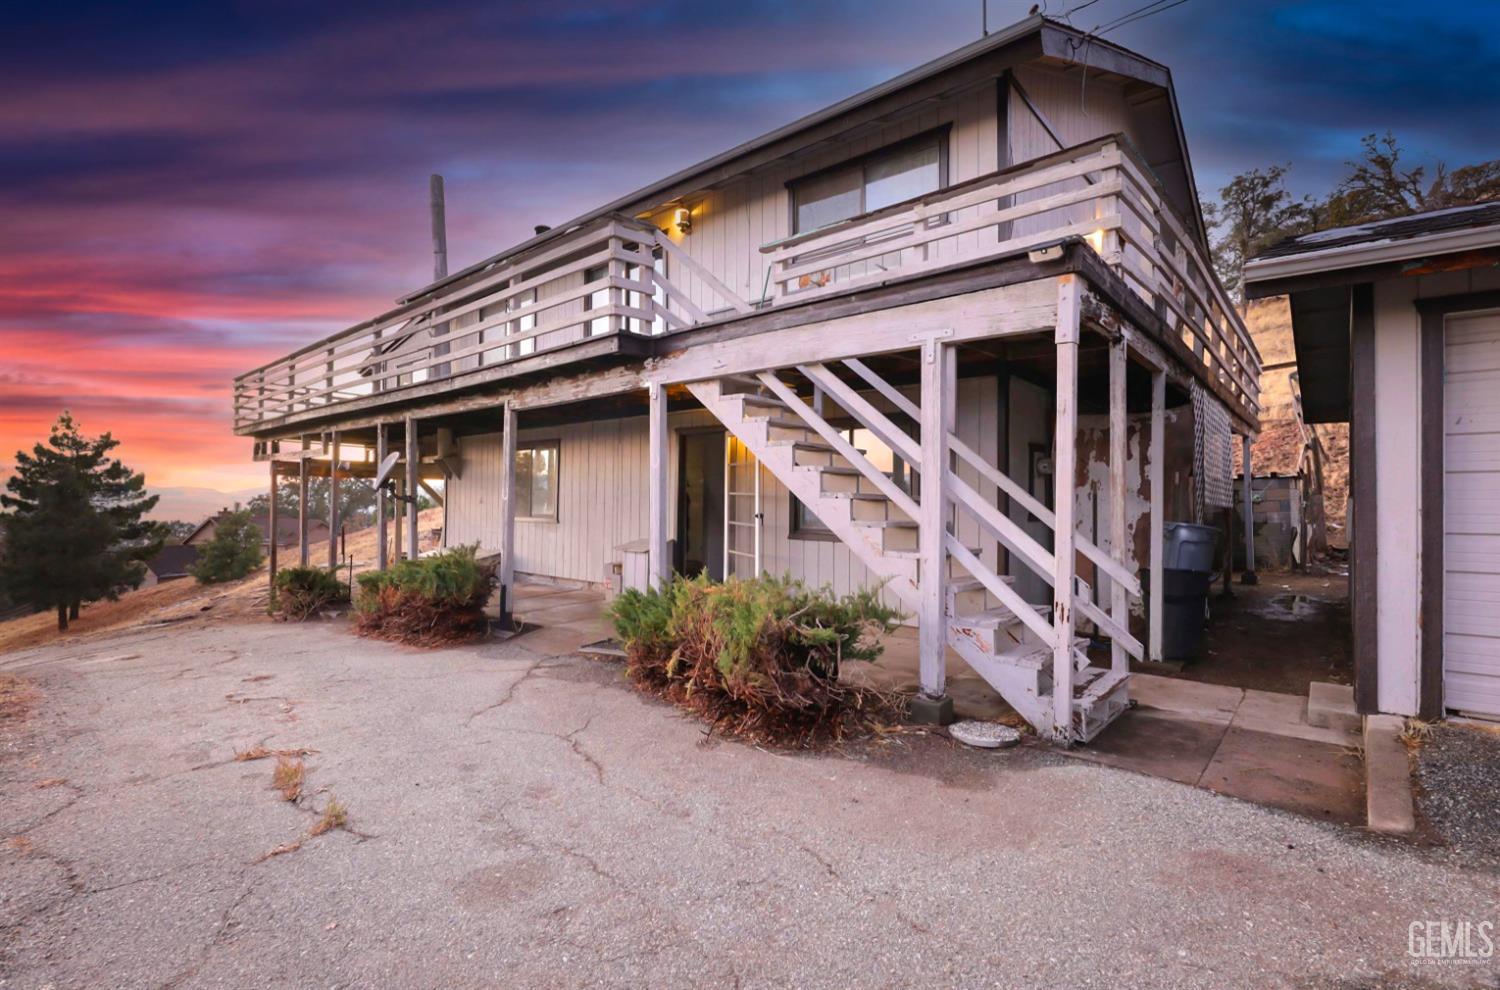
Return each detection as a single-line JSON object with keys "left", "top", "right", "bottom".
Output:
{"left": 0, "top": 621, "right": 1495, "bottom": 989}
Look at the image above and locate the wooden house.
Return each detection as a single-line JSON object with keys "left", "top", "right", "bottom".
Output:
{"left": 233, "top": 15, "right": 1262, "bottom": 742}
{"left": 1246, "top": 201, "right": 1500, "bottom": 722}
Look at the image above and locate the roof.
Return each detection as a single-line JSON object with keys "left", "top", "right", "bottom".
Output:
{"left": 146, "top": 544, "right": 199, "bottom": 578}
{"left": 396, "top": 15, "right": 1188, "bottom": 307}
{"left": 1246, "top": 202, "right": 1500, "bottom": 282}
{"left": 186, "top": 511, "right": 329, "bottom": 546}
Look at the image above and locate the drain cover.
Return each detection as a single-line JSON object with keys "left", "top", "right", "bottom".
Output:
{"left": 949, "top": 720, "right": 1021, "bottom": 749}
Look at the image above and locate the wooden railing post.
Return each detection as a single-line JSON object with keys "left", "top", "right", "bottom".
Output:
{"left": 405, "top": 417, "right": 419, "bottom": 561}
{"left": 268, "top": 455, "right": 279, "bottom": 598}
{"left": 298, "top": 436, "right": 310, "bottom": 568}
{"left": 1052, "top": 275, "right": 1082, "bottom": 740}
{"left": 918, "top": 334, "right": 952, "bottom": 709}
{"left": 328, "top": 432, "right": 341, "bottom": 570}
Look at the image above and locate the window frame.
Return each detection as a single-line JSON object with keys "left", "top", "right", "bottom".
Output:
{"left": 786, "top": 125, "right": 951, "bottom": 236}
{"left": 515, "top": 438, "right": 561, "bottom": 523}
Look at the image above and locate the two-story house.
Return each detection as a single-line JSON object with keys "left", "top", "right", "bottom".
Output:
{"left": 233, "top": 15, "right": 1261, "bottom": 743}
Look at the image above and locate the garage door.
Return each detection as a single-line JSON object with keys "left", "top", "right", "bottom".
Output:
{"left": 1444, "top": 309, "right": 1500, "bottom": 718}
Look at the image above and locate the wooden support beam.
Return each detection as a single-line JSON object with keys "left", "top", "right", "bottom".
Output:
{"left": 1240, "top": 433, "right": 1258, "bottom": 585}
{"left": 268, "top": 457, "right": 279, "bottom": 596}
{"left": 917, "top": 334, "right": 951, "bottom": 701}
{"left": 1109, "top": 337, "right": 1129, "bottom": 675}
{"left": 405, "top": 417, "right": 419, "bottom": 561}
{"left": 1148, "top": 370, "right": 1166, "bottom": 662}
{"left": 498, "top": 401, "right": 518, "bottom": 625}
{"left": 393, "top": 478, "right": 404, "bottom": 562}
{"left": 418, "top": 480, "right": 444, "bottom": 506}
{"left": 647, "top": 382, "right": 669, "bottom": 588}
{"left": 1052, "top": 275, "right": 1082, "bottom": 740}
{"left": 327, "top": 432, "right": 340, "bottom": 569}
{"left": 375, "top": 424, "right": 388, "bottom": 571}
{"left": 297, "top": 437, "right": 310, "bottom": 568}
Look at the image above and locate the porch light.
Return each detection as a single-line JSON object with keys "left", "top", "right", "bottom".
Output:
{"left": 1085, "top": 228, "right": 1106, "bottom": 255}
{"left": 674, "top": 207, "right": 693, "bottom": 236}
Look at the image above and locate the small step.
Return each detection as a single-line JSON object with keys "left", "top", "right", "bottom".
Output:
{"left": 762, "top": 417, "right": 814, "bottom": 443}
{"left": 730, "top": 393, "right": 791, "bottom": 417}
{"left": 855, "top": 517, "right": 917, "bottom": 552}
{"left": 1072, "top": 666, "right": 1131, "bottom": 743}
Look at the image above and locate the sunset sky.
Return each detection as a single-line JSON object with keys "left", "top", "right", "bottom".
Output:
{"left": 4, "top": 0, "right": 1496, "bottom": 493}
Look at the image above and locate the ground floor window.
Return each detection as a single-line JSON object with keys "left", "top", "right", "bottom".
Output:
{"left": 516, "top": 440, "right": 560, "bottom": 520}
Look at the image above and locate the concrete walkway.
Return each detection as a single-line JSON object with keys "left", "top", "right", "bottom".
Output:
{"left": 1, "top": 619, "right": 1494, "bottom": 989}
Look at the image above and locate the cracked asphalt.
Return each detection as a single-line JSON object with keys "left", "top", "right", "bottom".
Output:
{"left": 1, "top": 622, "right": 1497, "bottom": 989}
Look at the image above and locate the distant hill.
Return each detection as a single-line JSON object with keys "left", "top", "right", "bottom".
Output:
{"left": 149, "top": 486, "right": 264, "bottom": 524}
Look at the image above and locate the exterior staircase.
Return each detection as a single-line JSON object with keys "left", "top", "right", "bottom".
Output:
{"left": 688, "top": 373, "right": 1132, "bottom": 742}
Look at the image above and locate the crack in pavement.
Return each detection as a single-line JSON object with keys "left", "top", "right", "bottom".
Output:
{"left": 464, "top": 656, "right": 553, "bottom": 727}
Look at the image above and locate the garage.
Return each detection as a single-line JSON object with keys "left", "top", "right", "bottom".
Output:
{"left": 1444, "top": 309, "right": 1500, "bottom": 718}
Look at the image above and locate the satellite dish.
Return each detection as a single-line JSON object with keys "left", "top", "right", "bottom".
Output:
{"left": 373, "top": 451, "right": 402, "bottom": 487}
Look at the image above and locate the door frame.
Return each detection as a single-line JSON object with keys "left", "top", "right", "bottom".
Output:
{"left": 675, "top": 426, "right": 727, "bottom": 580}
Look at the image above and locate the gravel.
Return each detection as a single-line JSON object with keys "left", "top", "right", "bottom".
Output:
{"left": 1414, "top": 722, "right": 1500, "bottom": 870}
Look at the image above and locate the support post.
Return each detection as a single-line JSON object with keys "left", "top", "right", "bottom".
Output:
{"left": 498, "top": 401, "right": 518, "bottom": 627}
{"left": 375, "top": 424, "right": 389, "bottom": 571}
{"left": 1240, "top": 433, "right": 1259, "bottom": 585}
{"left": 327, "top": 432, "right": 340, "bottom": 570}
{"left": 1052, "top": 275, "right": 1082, "bottom": 741}
{"left": 268, "top": 458, "right": 279, "bottom": 597}
{"left": 406, "top": 417, "right": 419, "bottom": 561}
{"left": 648, "top": 382, "right": 669, "bottom": 588}
{"left": 1148, "top": 370, "right": 1166, "bottom": 662}
{"left": 297, "top": 437, "right": 310, "bottom": 568}
{"left": 915, "top": 335, "right": 953, "bottom": 720}
{"left": 1108, "top": 337, "right": 1129, "bottom": 675}
{"left": 393, "top": 478, "right": 404, "bottom": 562}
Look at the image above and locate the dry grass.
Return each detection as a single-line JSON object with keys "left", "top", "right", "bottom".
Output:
{"left": 0, "top": 674, "right": 38, "bottom": 723}
{"left": 254, "top": 840, "right": 303, "bottom": 863}
{"left": 0, "top": 509, "right": 446, "bottom": 654}
{"left": 234, "top": 744, "right": 316, "bottom": 763}
{"left": 309, "top": 796, "right": 348, "bottom": 836}
{"left": 1401, "top": 718, "right": 1437, "bottom": 750}
{"left": 272, "top": 756, "right": 305, "bottom": 802}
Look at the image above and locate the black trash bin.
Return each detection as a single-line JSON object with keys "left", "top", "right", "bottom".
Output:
{"left": 1144, "top": 568, "right": 1214, "bottom": 661}
{"left": 1144, "top": 523, "right": 1219, "bottom": 661}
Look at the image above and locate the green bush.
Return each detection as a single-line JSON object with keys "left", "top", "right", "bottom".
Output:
{"left": 354, "top": 545, "right": 496, "bottom": 645}
{"left": 606, "top": 573, "right": 903, "bottom": 745}
{"left": 273, "top": 565, "right": 349, "bottom": 621}
{"left": 189, "top": 511, "right": 264, "bottom": 585}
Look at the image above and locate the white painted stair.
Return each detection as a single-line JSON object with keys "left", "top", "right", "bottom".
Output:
{"left": 687, "top": 375, "right": 1130, "bottom": 742}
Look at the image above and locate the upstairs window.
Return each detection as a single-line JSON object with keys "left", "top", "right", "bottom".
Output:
{"left": 790, "top": 129, "right": 948, "bottom": 235}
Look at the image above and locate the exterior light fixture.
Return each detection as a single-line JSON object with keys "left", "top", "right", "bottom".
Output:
{"left": 674, "top": 207, "right": 693, "bottom": 236}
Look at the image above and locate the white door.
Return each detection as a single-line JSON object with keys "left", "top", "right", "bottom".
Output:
{"left": 1443, "top": 309, "right": 1500, "bottom": 718}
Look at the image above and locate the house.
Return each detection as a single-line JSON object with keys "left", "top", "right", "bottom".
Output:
{"left": 1244, "top": 200, "right": 1500, "bottom": 721}
{"left": 141, "top": 545, "right": 199, "bottom": 587}
{"left": 233, "top": 15, "right": 1263, "bottom": 742}
{"left": 185, "top": 509, "right": 330, "bottom": 554}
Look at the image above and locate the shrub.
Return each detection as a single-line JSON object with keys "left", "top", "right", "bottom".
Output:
{"left": 354, "top": 545, "right": 496, "bottom": 645}
{"left": 273, "top": 565, "right": 349, "bottom": 620}
{"left": 189, "top": 511, "right": 264, "bottom": 585}
{"left": 606, "top": 573, "right": 903, "bottom": 746}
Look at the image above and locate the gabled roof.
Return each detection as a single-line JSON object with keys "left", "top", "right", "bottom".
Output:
{"left": 397, "top": 14, "right": 1198, "bottom": 307}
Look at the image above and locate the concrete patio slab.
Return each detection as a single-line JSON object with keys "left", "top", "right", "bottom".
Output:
{"left": 1200, "top": 726, "right": 1365, "bottom": 826}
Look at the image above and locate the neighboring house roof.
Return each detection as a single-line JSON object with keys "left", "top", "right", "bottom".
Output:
{"left": 186, "top": 512, "right": 330, "bottom": 546}
{"left": 146, "top": 544, "right": 199, "bottom": 579}
{"left": 1246, "top": 202, "right": 1500, "bottom": 282}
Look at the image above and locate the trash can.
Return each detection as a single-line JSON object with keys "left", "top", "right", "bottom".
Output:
{"left": 1144, "top": 523, "right": 1219, "bottom": 661}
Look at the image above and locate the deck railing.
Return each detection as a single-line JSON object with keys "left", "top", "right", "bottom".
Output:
{"left": 235, "top": 135, "right": 1259, "bottom": 429}
{"left": 233, "top": 216, "right": 750, "bottom": 429}
{"left": 760, "top": 135, "right": 1261, "bottom": 420}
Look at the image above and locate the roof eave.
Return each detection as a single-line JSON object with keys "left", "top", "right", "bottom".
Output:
{"left": 1246, "top": 225, "right": 1500, "bottom": 284}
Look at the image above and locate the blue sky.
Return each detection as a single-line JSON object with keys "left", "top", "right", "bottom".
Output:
{"left": 1, "top": 0, "right": 1496, "bottom": 486}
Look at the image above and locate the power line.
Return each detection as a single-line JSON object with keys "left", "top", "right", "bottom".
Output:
{"left": 1090, "top": 0, "right": 1194, "bottom": 37}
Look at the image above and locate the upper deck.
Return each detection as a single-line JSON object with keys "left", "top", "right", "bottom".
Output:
{"left": 233, "top": 135, "right": 1259, "bottom": 436}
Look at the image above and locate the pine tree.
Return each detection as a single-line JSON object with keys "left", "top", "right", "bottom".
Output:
{"left": 188, "top": 510, "right": 265, "bottom": 585}
{"left": 0, "top": 413, "right": 167, "bottom": 631}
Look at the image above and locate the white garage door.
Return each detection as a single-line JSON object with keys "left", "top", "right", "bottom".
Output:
{"left": 1444, "top": 309, "right": 1500, "bottom": 718}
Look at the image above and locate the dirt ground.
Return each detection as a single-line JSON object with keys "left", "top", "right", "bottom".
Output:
{"left": 2, "top": 618, "right": 1496, "bottom": 989}
{"left": 1147, "top": 569, "right": 1353, "bottom": 696}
